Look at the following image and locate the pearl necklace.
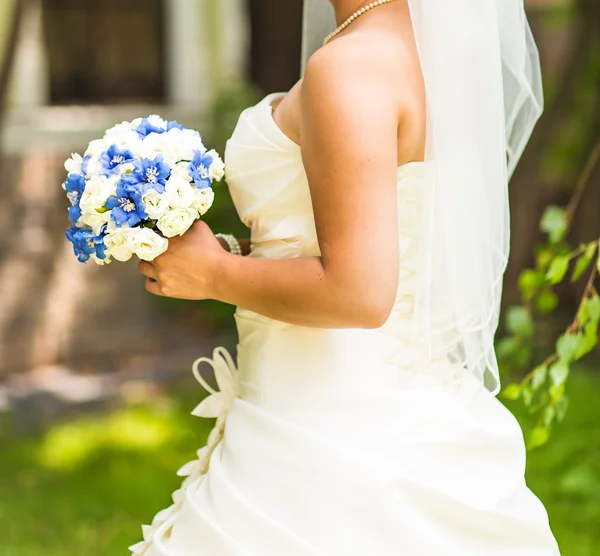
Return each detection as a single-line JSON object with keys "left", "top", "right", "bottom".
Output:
{"left": 323, "top": 0, "right": 398, "bottom": 46}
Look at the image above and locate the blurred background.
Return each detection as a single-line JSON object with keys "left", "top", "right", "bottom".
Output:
{"left": 0, "top": 0, "right": 598, "bottom": 554}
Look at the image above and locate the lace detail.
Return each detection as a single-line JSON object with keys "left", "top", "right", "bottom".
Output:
{"left": 128, "top": 347, "right": 240, "bottom": 555}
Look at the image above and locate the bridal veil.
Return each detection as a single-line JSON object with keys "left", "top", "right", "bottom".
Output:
{"left": 301, "top": 0, "right": 544, "bottom": 394}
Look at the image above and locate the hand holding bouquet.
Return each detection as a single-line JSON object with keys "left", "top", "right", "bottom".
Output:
{"left": 63, "top": 115, "right": 225, "bottom": 265}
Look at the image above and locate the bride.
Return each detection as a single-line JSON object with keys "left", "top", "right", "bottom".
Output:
{"left": 132, "top": 0, "right": 560, "bottom": 554}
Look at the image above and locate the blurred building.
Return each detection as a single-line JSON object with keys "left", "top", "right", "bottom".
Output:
{"left": 2, "top": 0, "right": 248, "bottom": 153}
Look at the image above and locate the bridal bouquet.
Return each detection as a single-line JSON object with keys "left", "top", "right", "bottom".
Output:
{"left": 63, "top": 115, "right": 225, "bottom": 265}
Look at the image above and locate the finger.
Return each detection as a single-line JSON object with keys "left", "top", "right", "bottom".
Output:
{"left": 138, "top": 261, "right": 157, "bottom": 280}
{"left": 144, "top": 278, "right": 163, "bottom": 296}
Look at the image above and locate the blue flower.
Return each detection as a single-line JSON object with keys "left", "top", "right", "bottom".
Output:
{"left": 99, "top": 144, "right": 135, "bottom": 175}
{"left": 167, "top": 120, "right": 185, "bottom": 131}
{"left": 64, "top": 173, "right": 86, "bottom": 222}
{"left": 81, "top": 155, "right": 91, "bottom": 176}
{"left": 68, "top": 203, "right": 82, "bottom": 222}
{"left": 135, "top": 117, "right": 166, "bottom": 138}
{"left": 106, "top": 180, "right": 147, "bottom": 227}
{"left": 188, "top": 150, "right": 213, "bottom": 189}
{"left": 121, "top": 155, "right": 170, "bottom": 193}
{"left": 65, "top": 224, "right": 107, "bottom": 263}
{"left": 64, "top": 173, "right": 86, "bottom": 195}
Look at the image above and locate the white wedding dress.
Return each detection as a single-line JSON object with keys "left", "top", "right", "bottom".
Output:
{"left": 130, "top": 93, "right": 560, "bottom": 555}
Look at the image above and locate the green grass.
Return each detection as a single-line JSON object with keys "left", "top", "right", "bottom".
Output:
{"left": 1, "top": 368, "right": 598, "bottom": 555}
{"left": 0, "top": 392, "right": 214, "bottom": 556}
{"left": 506, "top": 367, "right": 600, "bottom": 556}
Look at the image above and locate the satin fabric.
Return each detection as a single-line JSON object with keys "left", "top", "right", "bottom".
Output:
{"left": 130, "top": 94, "right": 560, "bottom": 555}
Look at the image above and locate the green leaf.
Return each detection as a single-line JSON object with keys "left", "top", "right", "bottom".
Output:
{"left": 576, "top": 321, "right": 598, "bottom": 359}
{"left": 585, "top": 295, "right": 600, "bottom": 323}
{"left": 542, "top": 405, "right": 556, "bottom": 427}
{"left": 496, "top": 337, "right": 520, "bottom": 361}
{"left": 549, "top": 360, "right": 570, "bottom": 389}
{"left": 556, "top": 333, "right": 584, "bottom": 363}
{"left": 530, "top": 365, "right": 548, "bottom": 392}
{"left": 527, "top": 426, "right": 550, "bottom": 450}
{"left": 540, "top": 206, "right": 568, "bottom": 244}
{"left": 501, "top": 383, "right": 522, "bottom": 401}
{"left": 515, "top": 344, "right": 533, "bottom": 369}
{"left": 555, "top": 395, "right": 569, "bottom": 422}
{"left": 546, "top": 256, "right": 570, "bottom": 285}
{"left": 519, "top": 269, "right": 543, "bottom": 301}
{"left": 522, "top": 384, "right": 533, "bottom": 407}
{"left": 506, "top": 306, "right": 534, "bottom": 337}
{"left": 536, "top": 289, "right": 559, "bottom": 314}
{"left": 530, "top": 389, "right": 550, "bottom": 415}
{"left": 571, "top": 243, "right": 597, "bottom": 282}
{"left": 535, "top": 247, "right": 554, "bottom": 271}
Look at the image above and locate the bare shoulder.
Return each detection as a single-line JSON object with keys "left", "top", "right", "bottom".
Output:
{"left": 299, "top": 32, "right": 425, "bottom": 164}
{"left": 302, "top": 32, "right": 415, "bottom": 112}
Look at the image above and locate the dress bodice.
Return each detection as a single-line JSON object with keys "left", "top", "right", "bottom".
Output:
{"left": 224, "top": 93, "right": 430, "bottom": 341}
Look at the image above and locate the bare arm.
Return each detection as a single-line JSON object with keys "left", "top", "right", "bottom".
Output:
{"left": 142, "top": 43, "right": 404, "bottom": 329}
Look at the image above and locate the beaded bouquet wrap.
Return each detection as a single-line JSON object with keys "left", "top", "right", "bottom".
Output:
{"left": 62, "top": 115, "right": 225, "bottom": 264}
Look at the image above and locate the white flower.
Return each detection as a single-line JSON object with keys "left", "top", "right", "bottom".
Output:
{"left": 91, "top": 253, "right": 112, "bottom": 266}
{"left": 117, "top": 161, "right": 136, "bottom": 176}
{"left": 165, "top": 176, "right": 195, "bottom": 209}
{"left": 84, "top": 138, "right": 107, "bottom": 158}
{"left": 142, "top": 188, "right": 172, "bottom": 220}
{"left": 104, "top": 123, "right": 141, "bottom": 151}
{"left": 64, "top": 153, "right": 83, "bottom": 175}
{"left": 206, "top": 150, "right": 225, "bottom": 182}
{"left": 104, "top": 228, "right": 136, "bottom": 262}
{"left": 141, "top": 131, "right": 179, "bottom": 165}
{"left": 79, "top": 175, "right": 117, "bottom": 213}
{"left": 84, "top": 155, "right": 105, "bottom": 177}
{"left": 192, "top": 187, "right": 215, "bottom": 216}
{"left": 146, "top": 114, "right": 167, "bottom": 130}
{"left": 129, "top": 228, "right": 168, "bottom": 261}
{"left": 170, "top": 161, "right": 192, "bottom": 181}
{"left": 173, "top": 129, "right": 206, "bottom": 160}
{"left": 104, "top": 119, "right": 138, "bottom": 135}
{"left": 78, "top": 211, "right": 111, "bottom": 236}
{"left": 157, "top": 208, "right": 198, "bottom": 238}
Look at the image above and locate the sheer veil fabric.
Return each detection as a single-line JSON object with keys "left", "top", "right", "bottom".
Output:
{"left": 301, "top": 0, "right": 544, "bottom": 394}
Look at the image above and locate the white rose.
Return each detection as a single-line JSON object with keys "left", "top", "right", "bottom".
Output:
{"left": 192, "top": 187, "right": 215, "bottom": 216}
{"left": 130, "top": 228, "right": 169, "bottom": 261}
{"left": 142, "top": 132, "right": 179, "bottom": 165}
{"left": 91, "top": 253, "right": 112, "bottom": 266}
{"left": 165, "top": 175, "right": 195, "bottom": 209}
{"left": 104, "top": 121, "right": 140, "bottom": 149}
{"left": 133, "top": 141, "right": 159, "bottom": 163}
{"left": 65, "top": 153, "right": 83, "bottom": 175}
{"left": 174, "top": 129, "right": 206, "bottom": 160}
{"left": 105, "top": 119, "right": 138, "bottom": 135}
{"left": 84, "top": 155, "right": 105, "bottom": 177}
{"left": 118, "top": 161, "right": 136, "bottom": 176}
{"left": 142, "top": 188, "right": 172, "bottom": 220}
{"left": 79, "top": 175, "right": 117, "bottom": 213}
{"left": 104, "top": 228, "right": 136, "bottom": 262}
{"left": 78, "top": 211, "right": 111, "bottom": 236}
{"left": 146, "top": 114, "right": 167, "bottom": 130}
{"left": 157, "top": 208, "right": 198, "bottom": 238}
{"left": 85, "top": 138, "right": 108, "bottom": 158}
{"left": 206, "top": 150, "right": 225, "bottom": 182}
{"left": 170, "top": 161, "right": 192, "bottom": 181}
